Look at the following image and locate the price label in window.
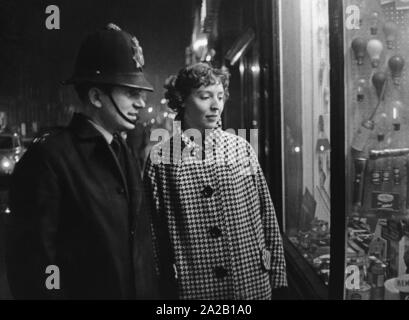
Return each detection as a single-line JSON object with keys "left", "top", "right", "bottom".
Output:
{"left": 371, "top": 192, "right": 400, "bottom": 212}
{"left": 396, "top": 275, "right": 409, "bottom": 300}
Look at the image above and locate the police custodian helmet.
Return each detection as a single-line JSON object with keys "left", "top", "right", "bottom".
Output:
{"left": 64, "top": 23, "right": 153, "bottom": 92}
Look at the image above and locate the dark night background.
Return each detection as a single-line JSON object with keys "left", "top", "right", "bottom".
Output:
{"left": 0, "top": 0, "right": 193, "bottom": 132}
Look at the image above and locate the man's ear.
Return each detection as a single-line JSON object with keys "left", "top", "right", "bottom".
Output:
{"left": 88, "top": 87, "right": 103, "bottom": 108}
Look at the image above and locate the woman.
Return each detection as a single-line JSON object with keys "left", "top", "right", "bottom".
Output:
{"left": 144, "top": 63, "right": 287, "bottom": 300}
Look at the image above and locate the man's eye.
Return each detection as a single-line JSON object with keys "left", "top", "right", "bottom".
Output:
{"left": 129, "top": 91, "right": 144, "bottom": 99}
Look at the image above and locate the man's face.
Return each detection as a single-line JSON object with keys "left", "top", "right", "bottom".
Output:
{"left": 100, "top": 86, "right": 147, "bottom": 132}
{"left": 183, "top": 81, "right": 225, "bottom": 131}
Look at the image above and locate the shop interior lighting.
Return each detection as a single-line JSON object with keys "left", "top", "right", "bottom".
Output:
{"left": 251, "top": 64, "right": 260, "bottom": 73}
{"left": 239, "top": 61, "right": 245, "bottom": 74}
{"left": 225, "top": 28, "right": 255, "bottom": 66}
{"left": 200, "top": 0, "right": 207, "bottom": 29}
{"left": 193, "top": 37, "right": 208, "bottom": 51}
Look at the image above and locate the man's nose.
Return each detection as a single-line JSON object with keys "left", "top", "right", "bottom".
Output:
{"left": 133, "top": 96, "right": 146, "bottom": 108}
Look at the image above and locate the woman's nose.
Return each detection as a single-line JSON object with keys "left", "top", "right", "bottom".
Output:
{"left": 211, "top": 98, "right": 222, "bottom": 110}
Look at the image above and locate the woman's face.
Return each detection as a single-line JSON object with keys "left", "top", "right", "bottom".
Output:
{"left": 183, "top": 80, "right": 225, "bottom": 131}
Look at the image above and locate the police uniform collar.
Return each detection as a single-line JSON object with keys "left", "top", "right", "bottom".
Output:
{"left": 69, "top": 113, "right": 108, "bottom": 140}
{"left": 87, "top": 119, "right": 114, "bottom": 144}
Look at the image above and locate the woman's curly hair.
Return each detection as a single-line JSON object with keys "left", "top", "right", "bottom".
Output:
{"left": 164, "top": 63, "right": 230, "bottom": 113}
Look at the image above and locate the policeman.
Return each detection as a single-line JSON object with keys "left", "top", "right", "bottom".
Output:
{"left": 6, "top": 23, "right": 159, "bottom": 299}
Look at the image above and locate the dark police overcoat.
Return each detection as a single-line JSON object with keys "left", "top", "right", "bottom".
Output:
{"left": 6, "top": 113, "right": 159, "bottom": 299}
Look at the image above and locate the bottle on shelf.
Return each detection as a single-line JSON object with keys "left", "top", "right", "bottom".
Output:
{"left": 390, "top": 99, "right": 404, "bottom": 186}
{"left": 371, "top": 113, "right": 389, "bottom": 187}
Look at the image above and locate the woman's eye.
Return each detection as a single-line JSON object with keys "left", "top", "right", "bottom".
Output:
{"left": 200, "top": 95, "right": 210, "bottom": 100}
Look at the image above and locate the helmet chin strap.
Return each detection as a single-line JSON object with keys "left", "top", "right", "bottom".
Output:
{"left": 108, "top": 93, "right": 136, "bottom": 125}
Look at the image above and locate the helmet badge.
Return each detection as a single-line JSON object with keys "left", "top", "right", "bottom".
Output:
{"left": 131, "top": 37, "right": 145, "bottom": 69}
{"left": 106, "top": 23, "right": 121, "bottom": 31}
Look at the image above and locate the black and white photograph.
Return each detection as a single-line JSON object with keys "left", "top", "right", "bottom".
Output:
{"left": 0, "top": 0, "right": 409, "bottom": 304}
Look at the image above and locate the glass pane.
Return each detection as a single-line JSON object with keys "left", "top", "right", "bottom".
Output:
{"left": 280, "top": 0, "right": 331, "bottom": 286}
{"left": 345, "top": 0, "right": 409, "bottom": 300}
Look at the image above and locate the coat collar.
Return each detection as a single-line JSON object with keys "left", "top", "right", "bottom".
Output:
{"left": 87, "top": 119, "right": 114, "bottom": 144}
{"left": 174, "top": 111, "right": 223, "bottom": 151}
{"left": 69, "top": 113, "right": 106, "bottom": 141}
{"left": 68, "top": 113, "right": 136, "bottom": 203}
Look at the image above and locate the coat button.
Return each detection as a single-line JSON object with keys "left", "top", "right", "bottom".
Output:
{"left": 202, "top": 186, "right": 214, "bottom": 198}
{"left": 116, "top": 187, "right": 126, "bottom": 195}
{"left": 209, "top": 226, "right": 222, "bottom": 239}
{"left": 214, "top": 266, "right": 227, "bottom": 279}
{"left": 130, "top": 230, "right": 136, "bottom": 237}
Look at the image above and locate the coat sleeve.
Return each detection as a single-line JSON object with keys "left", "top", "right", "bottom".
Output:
{"left": 143, "top": 152, "right": 177, "bottom": 299}
{"left": 6, "top": 143, "right": 66, "bottom": 299}
{"left": 247, "top": 143, "right": 288, "bottom": 289}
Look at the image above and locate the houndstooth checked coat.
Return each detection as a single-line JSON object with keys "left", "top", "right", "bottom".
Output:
{"left": 144, "top": 122, "right": 287, "bottom": 300}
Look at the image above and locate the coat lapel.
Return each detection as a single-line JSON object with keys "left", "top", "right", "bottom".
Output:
{"left": 69, "top": 113, "right": 130, "bottom": 200}
{"left": 112, "top": 136, "right": 130, "bottom": 199}
{"left": 123, "top": 140, "right": 143, "bottom": 230}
